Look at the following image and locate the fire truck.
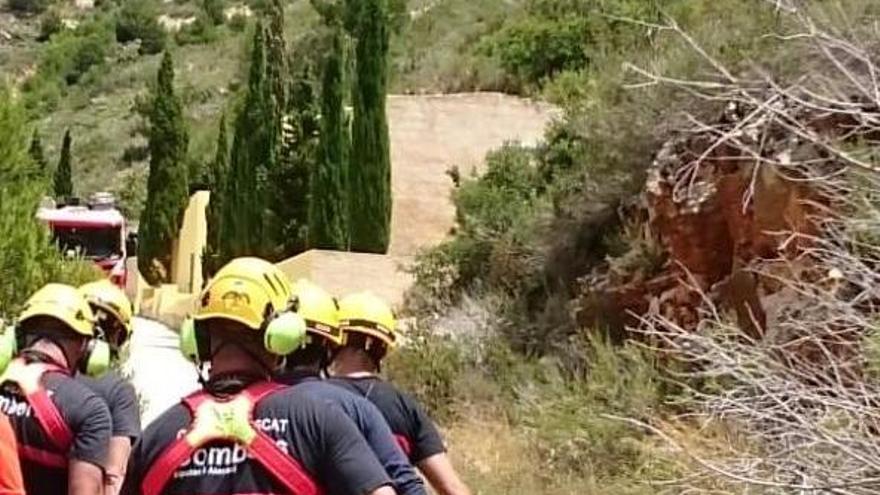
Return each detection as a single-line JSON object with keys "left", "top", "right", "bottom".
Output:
{"left": 37, "top": 192, "right": 135, "bottom": 288}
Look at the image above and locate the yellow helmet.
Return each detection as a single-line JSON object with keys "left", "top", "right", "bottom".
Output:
{"left": 19, "top": 283, "right": 96, "bottom": 337}
{"left": 79, "top": 280, "right": 133, "bottom": 338}
{"left": 291, "top": 279, "right": 341, "bottom": 346}
{"left": 194, "top": 257, "right": 293, "bottom": 330}
{"left": 338, "top": 292, "right": 398, "bottom": 349}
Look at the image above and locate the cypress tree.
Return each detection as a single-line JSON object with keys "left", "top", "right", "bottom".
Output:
{"left": 272, "top": 61, "right": 319, "bottom": 256}
{"left": 54, "top": 129, "right": 73, "bottom": 200}
{"left": 312, "top": 28, "right": 349, "bottom": 250}
{"left": 223, "top": 24, "right": 272, "bottom": 259}
{"left": 265, "top": 0, "right": 287, "bottom": 122}
{"left": 29, "top": 129, "right": 48, "bottom": 176}
{"left": 348, "top": 0, "right": 391, "bottom": 253}
{"left": 204, "top": 113, "right": 228, "bottom": 277}
{"left": 138, "top": 51, "right": 190, "bottom": 285}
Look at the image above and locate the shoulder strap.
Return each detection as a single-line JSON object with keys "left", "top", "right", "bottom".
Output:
{"left": 394, "top": 434, "right": 413, "bottom": 458}
{"left": 2, "top": 359, "right": 74, "bottom": 454}
{"left": 141, "top": 382, "right": 323, "bottom": 495}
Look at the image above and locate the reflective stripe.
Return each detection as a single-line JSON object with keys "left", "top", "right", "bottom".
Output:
{"left": 28, "top": 387, "right": 74, "bottom": 452}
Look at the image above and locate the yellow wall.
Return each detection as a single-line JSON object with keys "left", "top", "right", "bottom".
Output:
{"left": 171, "top": 190, "right": 210, "bottom": 293}
{"left": 131, "top": 191, "right": 208, "bottom": 328}
{"left": 277, "top": 250, "right": 413, "bottom": 307}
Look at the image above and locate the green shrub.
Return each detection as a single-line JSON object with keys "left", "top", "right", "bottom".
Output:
{"left": 514, "top": 338, "right": 661, "bottom": 480}
{"left": 481, "top": 16, "right": 589, "bottom": 88}
{"left": 228, "top": 14, "right": 248, "bottom": 31}
{"left": 24, "top": 17, "right": 115, "bottom": 111}
{"left": 8, "top": 0, "right": 51, "bottom": 14}
{"left": 115, "top": 0, "right": 167, "bottom": 54}
{"left": 385, "top": 326, "right": 468, "bottom": 420}
{"left": 387, "top": 313, "right": 665, "bottom": 488}
{"left": 175, "top": 15, "right": 219, "bottom": 45}
{"left": 203, "top": 0, "right": 225, "bottom": 25}
{"left": 38, "top": 9, "right": 64, "bottom": 41}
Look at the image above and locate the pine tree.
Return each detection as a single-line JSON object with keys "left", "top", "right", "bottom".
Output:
{"left": 28, "top": 129, "right": 48, "bottom": 177}
{"left": 223, "top": 24, "right": 272, "bottom": 259}
{"left": 54, "top": 129, "right": 73, "bottom": 200}
{"left": 311, "top": 28, "right": 349, "bottom": 250}
{"left": 138, "top": 51, "right": 190, "bottom": 285}
{"left": 204, "top": 113, "right": 228, "bottom": 277}
{"left": 348, "top": 0, "right": 392, "bottom": 253}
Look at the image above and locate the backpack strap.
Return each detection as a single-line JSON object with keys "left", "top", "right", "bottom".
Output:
{"left": 394, "top": 434, "right": 413, "bottom": 458}
{"left": 141, "top": 381, "right": 324, "bottom": 495}
{"left": 1, "top": 359, "right": 74, "bottom": 458}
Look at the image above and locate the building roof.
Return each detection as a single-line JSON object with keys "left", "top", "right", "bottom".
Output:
{"left": 37, "top": 206, "right": 125, "bottom": 228}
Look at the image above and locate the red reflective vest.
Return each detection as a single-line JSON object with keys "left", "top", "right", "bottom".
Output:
{"left": 141, "top": 381, "right": 323, "bottom": 495}
{"left": 1, "top": 358, "right": 74, "bottom": 469}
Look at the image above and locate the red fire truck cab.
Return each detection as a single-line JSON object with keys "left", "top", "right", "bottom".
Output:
{"left": 37, "top": 193, "right": 133, "bottom": 288}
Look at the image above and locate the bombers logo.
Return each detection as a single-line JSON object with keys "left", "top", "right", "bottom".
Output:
{"left": 0, "top": 393, "right": 33, "bottom": 418}
{"left": 173, "top": 417, "right": 291, "bottom": 479}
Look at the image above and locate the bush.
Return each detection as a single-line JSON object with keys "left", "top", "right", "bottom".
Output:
{"left": 8, "top": 0, "right": 51, "bottom": 14}
{"left": 175, "top": 15, "right": 219, "bottom": 46}
{"left": 115, "top": 0, "right": 167, "bottom": 55}
{"left": 228, "top": 13, "right": 248, "bottom": 31}
{"left": 482, "top": 16, "right": 589, "bottom": 88}
{"left": 387, "top": 305, "right": 667, "bottom": 489}
{"left": 410, "top": 143, "right": 546, "bottom": 305}
{"left": 24, "top": 17, "right": 115, "bottom": 110}
{"left": 203, "top": 0, "right": 225, "bottom": 25}
{"left": 513, "top": 338, "right": 661, "bottom": 478}
{"left": 38, "top": 9, "right": 64, "bottom": 41}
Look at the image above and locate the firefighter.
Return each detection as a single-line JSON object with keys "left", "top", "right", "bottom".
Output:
{"left": 328, "top": 293, "right": 472, "bottom": 495}
{"left": 121, "top": 258, "right": 396, "bottom": 495}
{"left": 276, "top": 280, "right": 427, "bottom": 495}
{"left": 0, "top": 412, "right": 25, "bottom": 495}
{"left": 79, "top": 280, "right": 141, "bottom": 495}
{"left": 0, "top": 284, "right": 113, "bottom": 495}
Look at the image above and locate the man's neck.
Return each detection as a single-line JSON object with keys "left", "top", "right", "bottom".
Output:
{"left": 209, "top": 347, "right": 273, "bottom": 380}
{"left": 330, "top": 359, "right": 376, "bottom": 377}
{"left": 28, "top": 340, "right": 71, "bottom": 370}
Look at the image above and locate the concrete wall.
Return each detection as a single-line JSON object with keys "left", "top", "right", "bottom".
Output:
{"left": 277, "top": 250, "right": 414, "bottom": 308}
{"left": 170, "top": 190, "right": 210, "bottom": 294}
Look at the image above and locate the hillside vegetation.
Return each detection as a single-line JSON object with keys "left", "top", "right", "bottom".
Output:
{"left": 4, "top": 0, "right": 880, "bottom": 493}
{"left": 389, "top": 0, "right": 880, "bottom": 493}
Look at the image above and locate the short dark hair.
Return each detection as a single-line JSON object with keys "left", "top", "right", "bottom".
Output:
{"left": 20, "top": 316, "right": 85, "bottom": 347}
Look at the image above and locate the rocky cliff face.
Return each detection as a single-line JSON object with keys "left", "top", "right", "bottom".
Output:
{"left": 577, "top": 98, "right": 857, "bottom": 339}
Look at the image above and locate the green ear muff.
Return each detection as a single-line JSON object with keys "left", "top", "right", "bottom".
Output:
{"left": 81, "top": 339, "right": 111, "bottom": 377}
{"left": 264, "top": 312, "right": 307, "bottom": 355}
{"left": 0, "top": 327, "right": 17, "bottom": 375}
{"left": 179, "top": 317, "right": 200, "bottom": 364}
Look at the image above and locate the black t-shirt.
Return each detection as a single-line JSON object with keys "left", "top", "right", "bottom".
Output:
{"left": 327, "top": 376, "right": 446, "bottom": 464}
{"left": 78, "top": 371, "right": 142, "bottom": 440}
{"left": 0, "top": 368, "right": 112, "bottom": 495}
{"left": 121, "top": 383, "right": 392, "bottom": 495}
